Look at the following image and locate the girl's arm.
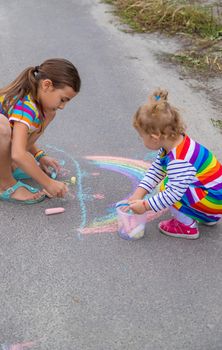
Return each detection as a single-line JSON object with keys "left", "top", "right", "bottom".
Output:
{"left": 11, "top": 122, "right": 67, "bottom": 197}
{"left": 28, "top": 143, "right": 40, "bottom": 157}
{"left": 28, "top": 143, "right": 60, "bottom": 174}
{"left": 11, "top": 123, "right": 52, "bottom": 188}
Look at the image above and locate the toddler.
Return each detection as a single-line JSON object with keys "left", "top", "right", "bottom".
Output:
{"left": 127, "top": 89, "right": 222, "bottom": 239}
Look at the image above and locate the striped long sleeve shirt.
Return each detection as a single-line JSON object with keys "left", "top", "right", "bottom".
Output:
{"left": 139, "top": 135, "right": 222, "bottom": 216}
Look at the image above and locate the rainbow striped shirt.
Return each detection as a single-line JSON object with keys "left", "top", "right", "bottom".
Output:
{"left": 139, "top": 135, "right": 222, "bottom": 223}
{"left": 0, "top": 94, "right": 43, "bottom": 133}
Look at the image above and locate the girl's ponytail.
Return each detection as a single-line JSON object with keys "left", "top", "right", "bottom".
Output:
{"left": 0, "top": 58, "right": 81, "bottom": 115}
{"left": 0, "top": 66, "right": 38, "bottom": 113}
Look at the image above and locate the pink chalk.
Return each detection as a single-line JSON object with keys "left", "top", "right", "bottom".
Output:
{"left": 45, "top": 207, "right": 65, "bottom": 215}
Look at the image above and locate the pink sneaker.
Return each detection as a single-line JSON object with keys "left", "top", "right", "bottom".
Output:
{"left": 159, "top": 218, "right": 199, "bottom": 239}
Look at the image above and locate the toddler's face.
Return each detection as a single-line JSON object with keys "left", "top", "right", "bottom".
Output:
{"left": 39, "top": 80, "right": 77, "bottom": 113}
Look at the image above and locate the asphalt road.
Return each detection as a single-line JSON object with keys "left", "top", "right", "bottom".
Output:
{"left": 0, "top": 1, "right": 222, "bottom": 349}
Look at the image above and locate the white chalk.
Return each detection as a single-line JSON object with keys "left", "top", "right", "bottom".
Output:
{"left": 70, "top": 176, "right": 76, "bottom": 184}
{"left": 128, "top": 224, "right": 145, "bottom": 239}
{"left": 45, "top": 207, "right": 65, "bottom": 215}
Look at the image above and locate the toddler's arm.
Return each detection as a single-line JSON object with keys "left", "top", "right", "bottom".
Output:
{"left": 139, "top": 150, "right": 166, "bottom": 193}
{"left": 128, "top": 150, "right": 166, "bottom": 203}
{"left": 129, "top": 160, "right": 196, "bottom": 214}
{"left": 147, "top": 159, "right": 196, "bottom": 212}
{"left": 128, "top": 187, "right": 148, "bottom": 201}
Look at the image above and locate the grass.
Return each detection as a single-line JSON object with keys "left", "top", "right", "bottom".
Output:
{"left": 164, "top": 38, "right": 222, "bottom": 75}
{"left": 103, "top": 0, "right": 222, "bottom": 75}
{"left": 168, "top": 38, "right": 222, "bottom": 76}
{"left": 211, "top": 118, "right": 222, "bottom": 131}
{"left": 103, "top": 0, "right": 222, "bottom": 37}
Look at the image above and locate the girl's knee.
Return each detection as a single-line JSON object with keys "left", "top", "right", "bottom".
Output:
{"left": 0, "top": 125, "right": 11, "bottom": 140}
{"left": 0, "top": 116, "right": 11, "bottom": 139}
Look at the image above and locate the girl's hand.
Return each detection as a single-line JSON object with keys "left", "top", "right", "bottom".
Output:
{"left": 129, "top": 200, "right": 150, "bottom": 214}
{"left": 44, "top": 179, "right": 68, "bottom": 198}
{"left": 39, "top": 156, "right": 60, "bottom": 176}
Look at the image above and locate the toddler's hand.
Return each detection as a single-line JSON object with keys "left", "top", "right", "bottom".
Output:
{"left": 129, "top": 200, "right": 147, "bottom": 215}
{"left": 120, "top": 195, "right": 144, "bottom": 212}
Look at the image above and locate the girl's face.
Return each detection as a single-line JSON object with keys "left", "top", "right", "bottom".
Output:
{"left": 38, "top": 79, "right": 77, "bottom": 113}
{"left": 139, "top": 130, "right": 162, "bottom": 150}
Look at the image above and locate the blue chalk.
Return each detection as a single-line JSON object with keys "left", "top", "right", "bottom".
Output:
{"left": 51, "top": 171, "right": 57, "bottom": 179}
{"left": 116, "top": 203, "right": 129, "bottom": 208}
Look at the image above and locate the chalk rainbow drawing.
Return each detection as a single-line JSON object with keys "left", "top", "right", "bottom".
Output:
{"left": 79, "top": 156, "right": 150, "bottom": 234}
{"left": 46, "top": 145, "right": 164, "bottom": 236}
{"left": 1, "top": 341, "right": 35, "bottom": 350}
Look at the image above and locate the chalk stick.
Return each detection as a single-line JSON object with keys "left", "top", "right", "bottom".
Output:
{"left": 48, "top": 167, "right": 57, "bottom": 179}
{"left": 51, "top": 171, "right": 57, "bottom": 179}
{"left": 70, "top": 176, "right": 76, "bottom": 184}
{"left": 128, "top": 224, "right": 145, "bottom": 238}
{"left": 45, "top": 207, "right": 65, "bottom": 215}
{"left": 115, "top": 203, "right": 129, "bottom": 208}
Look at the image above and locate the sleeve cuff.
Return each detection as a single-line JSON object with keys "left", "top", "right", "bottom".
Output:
{"left": 138, "top": 183, "right": 153, "bottom": 192}
{"left": 8, "top": 117, "right": 31, "bottom": 130}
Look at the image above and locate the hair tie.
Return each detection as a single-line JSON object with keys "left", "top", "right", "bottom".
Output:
{"left": 155, "top": 95, "right": 160, "bottom": 101}
{"left": 33, "top": 65, "right": 40, "bottom": 78}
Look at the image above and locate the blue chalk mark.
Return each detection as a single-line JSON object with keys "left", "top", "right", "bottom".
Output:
{"left": 107, "top": 207, "right": 116, "bottom": 214}
{"left": 81, "top": 170, "right": 88, "bottom": 178}
{"left": 144, "top": 151, "right": 158, "bottom": 161}
{"left": 92, "top": 212, "right": 114, "bottom": 224}
{"left": 82, "top": 194, "right": 94, "bottom": 201}
{"left": 59, "top": 160, "right": 66, "bottom": 166}
{"left": 46, "top": 145, "right": 87, "bottom": 240}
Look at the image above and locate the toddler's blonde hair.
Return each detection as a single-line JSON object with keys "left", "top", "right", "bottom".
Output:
{"left": 133, "top": 88, "right": 186, "bottom": 140}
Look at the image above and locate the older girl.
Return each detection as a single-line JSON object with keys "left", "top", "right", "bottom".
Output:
{"left": 0, "top": 58, "right": 81, "bottom": 204}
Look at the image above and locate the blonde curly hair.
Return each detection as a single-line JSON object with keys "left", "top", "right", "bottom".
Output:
{"left": 133, "top": 88, "right": 186, "bottom": 140}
